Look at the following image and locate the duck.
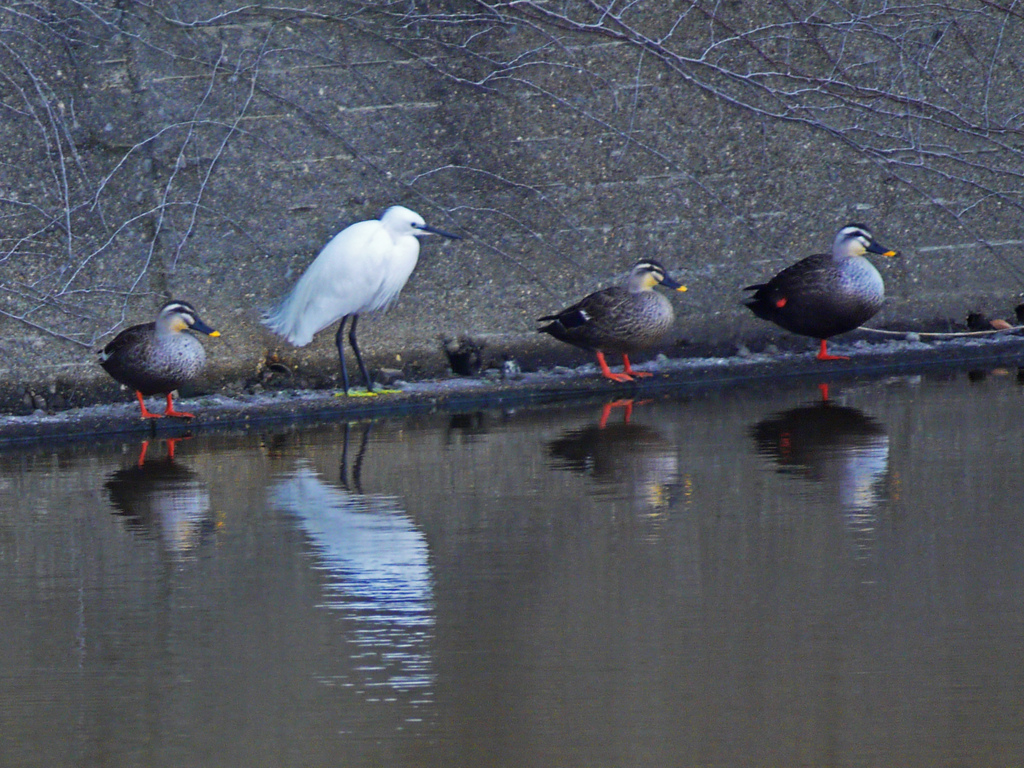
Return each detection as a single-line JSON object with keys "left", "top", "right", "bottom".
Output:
{"left": 743, "top": 224, "right": 898, "bottom": 360}
{"left": 537, "top": 260, "right": 687, "bottom": 382}
{"left": 98, "top": 300, "right": 220, "bottom": 419}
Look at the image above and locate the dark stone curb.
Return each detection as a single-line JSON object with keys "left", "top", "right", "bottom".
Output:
{"left": 2, "top": 335, "right": 1022, "bottom": 450}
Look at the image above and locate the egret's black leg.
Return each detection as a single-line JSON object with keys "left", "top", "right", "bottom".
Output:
{"left": 348, "top": 314, "right": 374, "bottom": 392}
{"left": 335, "top": 316, "right": 351, "bottom": 394}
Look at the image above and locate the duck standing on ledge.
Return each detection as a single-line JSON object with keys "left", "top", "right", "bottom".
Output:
{"left": 99, "top": 300, "right": 220, "bottom": 419}
{"left": 538, "top": 260, "right": 688, "bottom": 382}
{"left": 743, "top": 224, "right": 898, "bottom": 360}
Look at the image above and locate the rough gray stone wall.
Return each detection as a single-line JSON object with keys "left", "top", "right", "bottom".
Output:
{"left": 2, "top": 2, "right": 1023, "bottom": 411}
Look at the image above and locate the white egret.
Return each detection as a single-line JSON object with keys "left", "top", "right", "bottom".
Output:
{"left": 263, "top": 205, "right": 460, "bottom": 394}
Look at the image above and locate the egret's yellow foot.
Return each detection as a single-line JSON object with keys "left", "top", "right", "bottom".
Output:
{"left": 334, "top": 389, "right": 378, "bottom": 398}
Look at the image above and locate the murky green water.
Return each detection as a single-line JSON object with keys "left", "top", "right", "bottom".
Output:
{"left": 2, "top": 370, "right": 1024, "bottom": 767}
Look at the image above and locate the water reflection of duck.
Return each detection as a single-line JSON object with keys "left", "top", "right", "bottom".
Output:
{"left": 105, "top": 438, "right": 214, "bottom": 553}
{"left": 547, "top": 400, "right": 678, "bottom": 511}
{"left": 268, "top": 423, "right": 434, "bottom": 693}
{"left": 751, "top": 403, "right": 889, "bottom": 556}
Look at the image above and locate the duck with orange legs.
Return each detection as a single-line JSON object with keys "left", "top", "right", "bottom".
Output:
{"left": 538, "top": 260, "right": 687, "bottom": 382}
{"left": 743, "top": 224, "right": 898, "bottom": 360}
{"left": 98, "top": 300, "right": 220, "bottom": 419}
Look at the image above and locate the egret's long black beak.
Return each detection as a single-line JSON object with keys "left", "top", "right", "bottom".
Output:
{"left": 417, "top": 223, "right": 461, "bottom": 239}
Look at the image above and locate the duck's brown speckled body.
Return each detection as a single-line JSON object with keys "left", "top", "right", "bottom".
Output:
{"left": 99, "top": 300, "right": 220, "bottom": 418}
{"left": 538, "top": 260, "right": 687, "bottom": 382}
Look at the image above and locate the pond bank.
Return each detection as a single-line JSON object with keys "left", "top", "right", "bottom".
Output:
{"left": 2, "top": 333, "right": 1023, "bottom": 448}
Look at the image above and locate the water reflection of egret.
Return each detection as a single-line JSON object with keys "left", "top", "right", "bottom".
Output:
{"left": 104, "top": 438, "right": 214, "bottom": 554}
{"left": 547, "top": 400, "right": 679, "bottom": 518}
{"left": 268, "top": 424, "right": 435, "bottom": 696}
{"left": 751, "top": 403, "right": 889, "bottom": 558}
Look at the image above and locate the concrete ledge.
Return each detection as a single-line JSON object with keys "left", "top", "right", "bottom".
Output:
{"left": 2, "top": 334, "right": 1022, "bottom": 449}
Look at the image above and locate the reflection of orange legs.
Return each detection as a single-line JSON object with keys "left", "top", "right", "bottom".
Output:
{"left": 599, "top": 399, "right": 636, "bottom": 428}
{"left": 816, "top": 339, "right": 849, "bottom": 361}
{"left": 136, "top": 436, "right": 185, "bottom": 466}
{"left": 778, "top": 431, "right": 791, "bottom": 458}
{"left": 595, "top": 351, "right": 633, "bottom": 382}
{"left": 818, "top": 382, "right": 830, "bottom": 402}
{"left": 621, "top": 354, "right": 653, "bottom": 378}
{"left": 162, "top": 392, "right": 195, "bottom": 419}
{"left": 135, "top": 391, "right": 164, "bottom": 419}
{"left": 598, "top": 398, "right": 654, "bottom": 428}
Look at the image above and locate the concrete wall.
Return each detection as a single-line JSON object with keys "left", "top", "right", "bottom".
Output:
{"left": 2, "top": 2, "right": 1023, "bottom": 410}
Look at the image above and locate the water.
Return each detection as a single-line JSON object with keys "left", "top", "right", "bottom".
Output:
{"left": 2, "top": 369, "right": 1024, "bottom": 767}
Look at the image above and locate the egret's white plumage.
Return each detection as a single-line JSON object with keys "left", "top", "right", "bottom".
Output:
{"left": 263, "top": 205, "right": 459, "bottom": 393}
